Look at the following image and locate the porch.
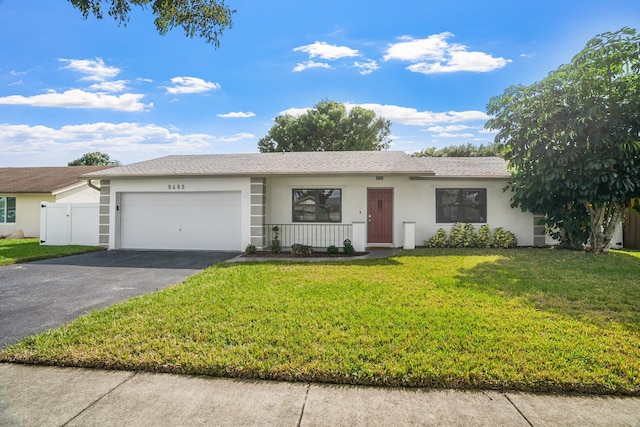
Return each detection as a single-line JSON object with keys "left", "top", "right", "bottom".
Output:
{"left": 265, "top": 223, "right": 355, "bottom": 249}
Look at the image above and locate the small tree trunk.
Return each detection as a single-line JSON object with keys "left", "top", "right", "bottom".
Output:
{"left": 586, "top": 202, "right": 627, "bottom": 254}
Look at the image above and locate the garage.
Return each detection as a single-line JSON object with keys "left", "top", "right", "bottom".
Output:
{"left": 119, "top": 192, "right": 241, "bottom": 251}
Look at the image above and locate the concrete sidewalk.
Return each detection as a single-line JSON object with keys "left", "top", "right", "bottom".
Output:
{"left": 1, "top": 363, "right": 638, "bottom": 426}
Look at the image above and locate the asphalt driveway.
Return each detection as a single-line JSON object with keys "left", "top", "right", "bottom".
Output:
{"left": 0, "top": 250, "right": 239, "bottom": 348}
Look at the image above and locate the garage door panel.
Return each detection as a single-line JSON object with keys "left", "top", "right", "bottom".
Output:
{"left": 120, "top": 192, "right": 241, "bottom": 250}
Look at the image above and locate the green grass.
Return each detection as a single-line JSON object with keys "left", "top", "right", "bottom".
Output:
{"left": 2, "top": 248, "right": 639, "bottom": 394}
{"left": 0, "top": 238, "right": 104, "bottom": 265}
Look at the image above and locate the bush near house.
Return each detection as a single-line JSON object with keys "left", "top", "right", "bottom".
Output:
{"left": 448, "top": 223, "right": 478, "bottom": 248}
{"left": 477, "top": 224, "right": 492, "bottom": 248}
{"left": 343, "top": 240, "right": 355, "bottom": 255}
{"left": 326, "top": 245, "right": 339, "bottom": 255}
{"left": 424, "top": 224, "right": 514, "bottom": 249}
{"left": 492, "top": 227, "right": 518, "bottom": 249}
{"left": 425, "top": 228, "right": 449, "bottom": 248}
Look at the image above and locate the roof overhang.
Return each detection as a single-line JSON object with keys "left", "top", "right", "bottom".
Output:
{"left": 51, "top": 181, "right": 89, "bottom": 196}
{"left": 409, "top": 175, "right": 508, "bottom": 180}
{"left": 81, "top": 171, "right": 436, "bottom": 179}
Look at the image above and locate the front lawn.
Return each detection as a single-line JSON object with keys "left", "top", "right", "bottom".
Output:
{"left": 2, "top": 248, "right": 639, "bottom": 394}
{"left": 0, "top": 238, "right": 104, "bottom": 266}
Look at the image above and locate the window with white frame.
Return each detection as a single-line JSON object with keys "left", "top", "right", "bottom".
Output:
{"left": 436, "top": 189, "right": 486, "bottom": 223}
{"left": 0, "top": 196, "right": 16, "bottom": 223}
{"left": 292, "top": 189, "right": 342, "bottom": 222}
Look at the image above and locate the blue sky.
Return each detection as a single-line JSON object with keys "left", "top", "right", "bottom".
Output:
{"left": 1, "top": 0, "right": 638, "bottom": 166}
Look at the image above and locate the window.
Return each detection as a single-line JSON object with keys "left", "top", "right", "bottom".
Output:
{"left": 0, "top": 196, "right": 16, "bottom": 223}
{"left": 436, "top": 189, "right": 486, "bottom": 223}
{"left": 292, "top": 189, "right": 341, "bottom": 222}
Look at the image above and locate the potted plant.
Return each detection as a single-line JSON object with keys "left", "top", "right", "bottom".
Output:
{"left": 271, "top": 226, "right": 281, "bottom": 253}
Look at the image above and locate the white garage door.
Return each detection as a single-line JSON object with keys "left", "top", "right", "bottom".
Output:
{"left": 119, "top": 192, "right": 241, "bottom": 250}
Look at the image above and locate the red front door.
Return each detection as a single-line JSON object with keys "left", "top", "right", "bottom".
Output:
{"left": 367, "top": 188, "right": 393, "bottom": 244}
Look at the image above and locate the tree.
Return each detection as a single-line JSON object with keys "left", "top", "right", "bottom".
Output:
{"left": 68, "top": 0, "right": 235, "bottom": 47}
{"left": 414, "top": 142, "right": 500, "bottom": 157}
{"left": 486, "top": 27, "right": 640, "bottom": 253}
{"left": 68, "top": 152, "right": 120, "bottom": 166}
{"left": 258, "top": 100, "right": 392, "bottom": 152}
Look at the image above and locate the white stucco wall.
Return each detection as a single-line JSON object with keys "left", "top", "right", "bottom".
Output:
{"left": 265, "top": 175, "right": 535, "bottom": 248}
{"left": 107, "top": 176, "right": 253, "bottom": 250}
{"left": 56, "top": 184, "right": 101, "bottom": 203}
{"left": 0, "top": 194, "right": 55, "bottom": 238}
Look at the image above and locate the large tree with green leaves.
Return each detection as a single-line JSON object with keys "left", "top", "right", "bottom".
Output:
{"left": 68, "top": 152, "right": 120, "bottom": 166}
{"left": 68, "top": 0, "right": 235, "bottom": 47}
{"left": 258, "top": 100, "right": 392, "bottom": 153}
{"left": 414, "top": 142, "right": 500, "bottom": 158}
{"left": 486, "top": 27, "right": 640, "bottom": 253}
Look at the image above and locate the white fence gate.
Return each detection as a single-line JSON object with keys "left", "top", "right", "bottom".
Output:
{"left": 40, "top": 202, "right": 99, "bottom": 246}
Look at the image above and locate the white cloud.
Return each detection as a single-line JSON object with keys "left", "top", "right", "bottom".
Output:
{"left": 278, "top": 107, "right": 311, "bottom": 117}
{"left": 354, "top": 59, "right": 380, "bottom": 75}
{"left": 164, "top": 76, "right": 221, "bottom": 94}
{"left": 0, "top": 89, "right": 150, "bottom": 111}
{"left": 293, "top": 60, "right": 332, "bottom": 72}
{"left": 59, "top": 58, "right": 121, "bottom": 82}
{"left": 137, "top": 78, "right": 154, "bottom": 83}
{"left": 10, "top": 70, "right": 28, "bottom": 76}
{"left": 426, "top": 125, "right": 471, "bottom": 132}
{"left": 384, "top": 33, "right": 511, "bottom": 74}
{"left": 432, "top": 132, "right": 475, "bottom": 138}
{"left": 383, "top": 33, "right": 451, "bottom": 62}
{"left": 0, "top": 122, "right": 244, "bottom": 165}
{"left": 217, "top": 111, "right": 256, "bottom": 119}
{"left": 88, "top": 80, "right": 128, "bottom": 93}
{"left": 479, "top": 128, "right": 498, "bottom": 134}
{"left": 216, "top": 132, "right": 255, "bottom": 142}
{"left": 293, "top": 41, "right": 360, "bottom": 60}
{"left": 346, "top": 103, "right": 489, "bottom": 126}
{"left": 275, "top": 103, "right": 488, "bottom": 127}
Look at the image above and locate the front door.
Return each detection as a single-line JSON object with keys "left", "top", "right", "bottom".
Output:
{"left": 367, "top": 188, "right": 393, "bottom": 244}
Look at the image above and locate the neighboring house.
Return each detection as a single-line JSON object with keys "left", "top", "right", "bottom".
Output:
{"left": 82, "top": 151, "right": 542, "bottom": 252}
{"left": 0, "top": 166, "right": 112, "bottom": 238}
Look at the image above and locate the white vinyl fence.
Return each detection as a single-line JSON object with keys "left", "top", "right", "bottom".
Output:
{"left": 40, "top": 202, "right": 99, "bottom": 246}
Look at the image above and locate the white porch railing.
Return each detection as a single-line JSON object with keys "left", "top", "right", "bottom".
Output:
{"left": 265, "top": 224, "right": 353, "bottom": 248}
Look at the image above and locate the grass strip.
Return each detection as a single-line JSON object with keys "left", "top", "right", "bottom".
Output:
{"left": 0, "top": 238, "right": 104, "bottom": 266}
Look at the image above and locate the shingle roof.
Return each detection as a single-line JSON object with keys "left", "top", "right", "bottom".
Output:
{"left": 81, "top": 152, "right": 509, "bottom": 179}
{"left": 0, "top": 166, "right": 113, "bottom": 193}
{"left": 416, "top": 156, "right": 509, "bottom": 177}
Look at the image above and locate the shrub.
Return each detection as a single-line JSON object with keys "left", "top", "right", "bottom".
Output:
{"left": 270, "top": 241, "right": 281, "bottom": 253}
{"left": 492, "top": 227, "right": 518, "bottom": 248}
{"left": 271, "top": 226, "right": 281, "bottom": 253}
{"left": 343, "top": 239, "right": 355, "bottom": 255}
{"left": 477, "top": 224, "right": 492, "bottom": 248}
{"left": 245, "top": 243, "right": 257, "bottom": 254}
{"left": 449, "top": 223, "right": 477, "bottom": 248}
{"left": 327, "top": 245, "right": 339, "bottom": 255}
{"left": 425, "top": 228, "right": 448, "bottom": 248}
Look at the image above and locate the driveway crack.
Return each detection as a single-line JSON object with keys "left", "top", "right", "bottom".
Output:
{"left": 504, "top": 393, "right": 534, "bottom": 427}
{"left": 60, "top": 371, "right": 137, "bottom": 427}
{"left": 297, "top": 383, "right": 311, "bottom": 427}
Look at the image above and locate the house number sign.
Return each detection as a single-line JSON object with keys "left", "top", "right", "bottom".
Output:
{"left": 168, "top": 184, "right": 186, "bottom": 190}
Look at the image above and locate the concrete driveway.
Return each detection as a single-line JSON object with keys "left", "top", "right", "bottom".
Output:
{"left": 0, "top": 250, "right": 239, "bottom": 348}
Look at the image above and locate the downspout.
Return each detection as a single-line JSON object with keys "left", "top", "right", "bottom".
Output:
{"left": 87, "top": 180, "right": 100, "bottom": 191}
